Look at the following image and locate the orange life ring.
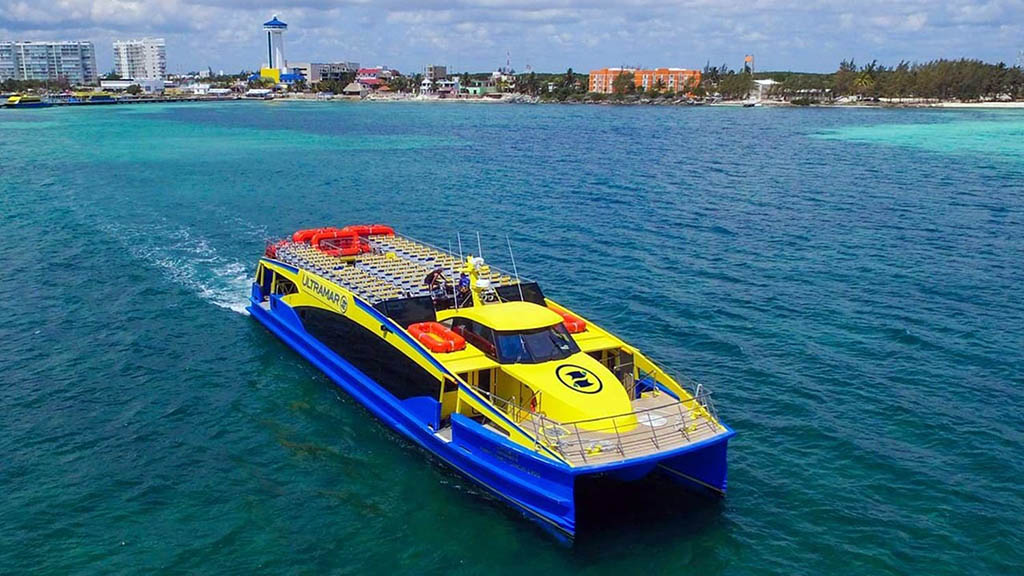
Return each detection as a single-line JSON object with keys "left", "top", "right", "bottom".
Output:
{"left": 552, "top": 308, "right": 587, "bottom": 333}
{"left": 312, "top": 229, "right": 361, "bottom": 256}
{"left": 408, "top": 322, "right": 467, "bottom": 353}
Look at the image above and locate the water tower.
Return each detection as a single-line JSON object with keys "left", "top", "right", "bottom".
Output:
{"left": 263, "top": 15, "right": 287, "bottom": 72}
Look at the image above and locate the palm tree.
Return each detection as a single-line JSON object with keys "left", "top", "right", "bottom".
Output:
{"left": 612, "top": 71, "right": 635, "bottom": 95}
{"left": 835, "top": 58, "right": 857, "bottom": 96}
{"left": 854, "top": 73, "right": 875, "bottom": 98}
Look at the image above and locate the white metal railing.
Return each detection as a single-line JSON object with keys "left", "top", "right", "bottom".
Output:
{"left": 469, "top": 386, "right": 543, "bottom": 425}
{"left": 527, "top": 390, "right": 722, "bottom": 463}
{"left": 465, "top": 383, "right": 721, "bottom": 465}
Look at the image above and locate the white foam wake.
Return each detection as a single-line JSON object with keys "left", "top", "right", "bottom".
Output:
{"left": 100, "top": 220, "right": 253, "bottom": 315}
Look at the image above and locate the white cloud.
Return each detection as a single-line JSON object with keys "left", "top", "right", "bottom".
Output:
{"left": 0, "top": 0, "right": 1020, "bottom": 74}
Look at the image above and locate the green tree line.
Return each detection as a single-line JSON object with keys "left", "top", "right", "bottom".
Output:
{"left": 762, "top": 59, "right": 1024, "bottom": 101}
{"left": 543, "top": 57, "right": 1024, "bottom": 102}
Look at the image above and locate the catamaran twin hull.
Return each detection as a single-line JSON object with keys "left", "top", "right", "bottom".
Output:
{"left": 248, "top": 225, "right": 734, "bottom": 536}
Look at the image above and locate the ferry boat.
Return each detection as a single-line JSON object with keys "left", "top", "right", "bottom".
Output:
{"left": 4, "top": 95, "right": 52, "bottom": 109}
{"left": 249, "top": 225, "right": 734, "bottom": 536}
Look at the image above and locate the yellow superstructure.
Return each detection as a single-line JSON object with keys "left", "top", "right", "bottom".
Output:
{"left": 438, "top": 300, "right": 562, "bottom": 331}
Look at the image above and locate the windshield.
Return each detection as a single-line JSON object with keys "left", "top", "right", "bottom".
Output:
{"left": 494, "top": 324, "right": 580, "bottom": 364}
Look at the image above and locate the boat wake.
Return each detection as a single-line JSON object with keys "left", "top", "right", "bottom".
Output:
{"left": 100, "top": 220, "right": 253, "bottom": 315}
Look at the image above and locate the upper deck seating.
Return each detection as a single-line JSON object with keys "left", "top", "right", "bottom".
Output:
{"left": 273, "top": 234, "right": 519, "bottom": 305}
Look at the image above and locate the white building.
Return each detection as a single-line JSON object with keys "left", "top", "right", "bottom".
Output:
{"left": 113, "top": 38, "right": 166, "bottom": 80}
{"left": 0, "top": 41, "right": 98, "bottom": 85}
{"left": 181, "top": 82, "right": 211, "bottom": 94}
{"left": 754, "top": 79, "right": 779, "bottom": 100}
{"left": 99, "top": 78, "right": 165, "bottom": 93}
{"left": 491, "top": 65, "right": 515, "bottom": 87}
{"left": 420, "top": 77, "right": 459, "bottom": 94}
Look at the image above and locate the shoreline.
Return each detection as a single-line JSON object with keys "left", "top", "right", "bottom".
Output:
{"left": 927, "top": 101, "right": 1024, "bottom": 109}
{"left": 330, "top": 94, "right": 1024, "bottom": 109}
{"left": 6, "top": 92, "right": 1024, "bottom": 110}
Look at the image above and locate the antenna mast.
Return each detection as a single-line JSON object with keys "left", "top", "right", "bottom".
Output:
{"left": 476, "top": 232, "right": 484, "bottom": 260}
{"left": 449, "top": 240, "right": 458, "bottom": 310}
{"left": 506, "top": 235, "right": 525, "bottom": 302}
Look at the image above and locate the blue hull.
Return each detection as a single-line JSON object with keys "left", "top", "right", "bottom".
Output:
{"left": 249, "top": 292, "right": 733, "bottom": 536}
{"left": 5, "top": 102, "right": 52, "bottom": 109}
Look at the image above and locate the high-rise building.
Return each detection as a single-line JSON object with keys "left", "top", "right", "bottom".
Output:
{"left": 113, "top": 38, "right": 166, "bottom": 80}
{"left": 0, "top": 41, "right": 98, "bottom": 85}
{"left": 0, "top": 43, "right": 15, "bottom": 80}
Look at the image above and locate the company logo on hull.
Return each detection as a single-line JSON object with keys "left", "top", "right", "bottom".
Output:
{"left": 302, "top": 273, "right": 347, "bottom": 313}
{"left": 555, "top": 364, "right": 603, "bottom": 394}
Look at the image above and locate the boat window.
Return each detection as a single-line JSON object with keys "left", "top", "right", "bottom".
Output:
{"left": 494, "top": 282, "right": 546, "bottom": 305}
{"left": 375, "top": 296, "right": 437, "bottom": 327}
{"left": 494, "top": 324, "right": 580, "bottom": 364}
{"left": 273, "top": 276, "right": 297, "bottom": 296}
{"left": 450, "top": 318, "right": 497, "bottom": 357}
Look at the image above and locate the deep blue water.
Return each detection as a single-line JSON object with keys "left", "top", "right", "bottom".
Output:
{"left": 1, "top": 101, "right": 1021, "bottom": 574}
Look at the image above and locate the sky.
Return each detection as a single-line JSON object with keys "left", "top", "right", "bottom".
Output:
{"left": 0, "top": 1, "right": 1022, "bottom": 75}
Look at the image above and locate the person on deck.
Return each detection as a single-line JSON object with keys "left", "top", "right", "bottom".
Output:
{"left": 456, "top": 273, "right": 472, "bottom": 307}
{"left": 424, "top": 267, "right": 447, "bottom": 297}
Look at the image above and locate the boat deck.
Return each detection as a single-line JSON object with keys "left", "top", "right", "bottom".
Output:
{"left": 273, "top": 233, "right": 519, "bottom": 304}
{"left": 522, "top": 393, "right": 724, "bottom": 467}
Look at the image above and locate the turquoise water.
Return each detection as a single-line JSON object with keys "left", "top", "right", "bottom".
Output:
{"left": 1, "top": 102, "right": 1021, "bottom": 574}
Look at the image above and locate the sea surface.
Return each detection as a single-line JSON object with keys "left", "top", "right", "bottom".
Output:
{"left": 0, "top": 101, "right": 1021, "bottom": 575}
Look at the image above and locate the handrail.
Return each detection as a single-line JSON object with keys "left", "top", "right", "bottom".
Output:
{"left": 462, "top": 386, "right": 558, "bottom": 454}
{"left": 456, "top": 371, "right": 722, "bottom": 465}
{"left": 386, "top": 232, "right": 533, "bottom": 284}
{"left": 467, "top": 386, "right": 540, "bottom": 425}
{"left": 539, "top": 390, "right": 718, "bottom": 428}
{"left": 636, "top": 365, "right": 722, "bottom": 424}
{"left": 530, "top": 389, "right": 723, "bottom": 463}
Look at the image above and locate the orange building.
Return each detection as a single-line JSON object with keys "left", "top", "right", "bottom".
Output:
{"left": 589, "top": 67, "right": 702, "bottom": 94}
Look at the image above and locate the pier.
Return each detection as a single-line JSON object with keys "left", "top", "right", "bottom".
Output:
{"left": 43, "top": 95, "right": 242, "bottom": 107}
